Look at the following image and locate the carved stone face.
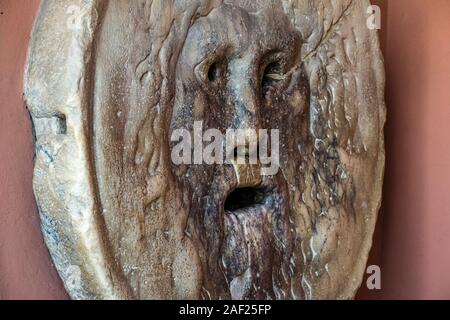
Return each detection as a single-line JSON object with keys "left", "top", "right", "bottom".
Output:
{"left": 170, "top": 5, "right": 308, "bottom": 299}
{"left": 25, "top": 0, "right": 386, "bottom": 300}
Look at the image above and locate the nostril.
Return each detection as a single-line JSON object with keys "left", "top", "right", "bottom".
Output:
{"left": 233, "top": 144, "right": 260, "bottom": 164}
{"left": 233, "top": 147, "right": 247, "bottom": 162}
{"left": 233, "top": 146, "right": 252, "bottom": 162}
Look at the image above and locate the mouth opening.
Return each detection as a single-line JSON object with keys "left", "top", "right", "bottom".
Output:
{"left": 224, "top": 187, "right": 266, "bottom": 212}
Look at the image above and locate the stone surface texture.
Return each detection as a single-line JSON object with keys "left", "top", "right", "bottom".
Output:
{"left": 25, "top": 0, "right": 385, "bottom": 300}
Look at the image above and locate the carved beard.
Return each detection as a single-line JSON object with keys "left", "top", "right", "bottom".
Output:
{"left": 221, "top": 175, "right": 295, "bottom": 299}
{"left": 171, "top": 157, "right": 296, "bottom": 299}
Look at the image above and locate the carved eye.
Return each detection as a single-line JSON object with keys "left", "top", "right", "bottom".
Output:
{"left": 208, "top": 62, "right": 223, "bottom": 82}
{"left": 195, "top": 59, "right": 227, "bottom": 87}
{"left": 262, "top": 60, "right": 285, "bottom": 97}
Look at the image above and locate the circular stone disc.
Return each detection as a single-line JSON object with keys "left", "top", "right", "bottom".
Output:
{"left": 25, "top": 0, "right": 385, "bottom": 300}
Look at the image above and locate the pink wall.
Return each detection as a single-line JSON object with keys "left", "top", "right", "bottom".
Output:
{"left": 1, "top": 0, "right": 450, "bottom": 299}
{"left": 0, "top": 0, "right": 67, "bottom": 299}
{"left": 380, "top": 0, "right": 450, "bottom": 299}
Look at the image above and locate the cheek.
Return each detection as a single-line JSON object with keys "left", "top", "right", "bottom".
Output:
{"left": 262, "top": 93, "right": 306, "bottom": 129}
{"left": 193, "top": 92, "right": 206, "bottom": 121}
{"left": 288, "top": 90, "right": 308, "bottom": 116}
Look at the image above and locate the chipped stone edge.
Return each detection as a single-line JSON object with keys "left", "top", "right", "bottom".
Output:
{"left": 24, "top": 0, "right": 129, "bottom": 300}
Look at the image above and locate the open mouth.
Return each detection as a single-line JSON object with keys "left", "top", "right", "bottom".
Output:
{"left": 224, "top": 187, "right": 267, "bottom": 212}
{"left": 221, "top": 185, "right": 291, "bottom": 299}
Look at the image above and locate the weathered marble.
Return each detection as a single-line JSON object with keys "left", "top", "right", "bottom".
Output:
{"left": 25, "top": 0, "right": 385, "bottom": 299}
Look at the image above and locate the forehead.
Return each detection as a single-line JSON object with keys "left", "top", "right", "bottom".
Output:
{"left": 184, "top": 4, "right": 300, "bottom": 57}
{"left": 224, "top": 0, "right": 275, "bottom": 12}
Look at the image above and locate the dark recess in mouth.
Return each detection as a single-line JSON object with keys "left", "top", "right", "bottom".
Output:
{"left": 224, "top": 187, "right": 267, "bottom": 212}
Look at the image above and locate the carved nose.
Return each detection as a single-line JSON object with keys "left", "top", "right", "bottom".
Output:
{"left": 229, "top": 78, "right": 261, "bottom": 128}
{"left": 228, "top": 71, "right": 263, "bottom": 187}
{"left": 230, "top": 83, "right": 261, "bottom": 158}
{"left": 237, "top": 82, "right": 258, "bottom": 114}
{"left": 228, "top": 60, "right": 261, "bottom": 131}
